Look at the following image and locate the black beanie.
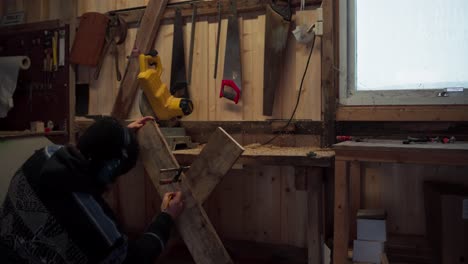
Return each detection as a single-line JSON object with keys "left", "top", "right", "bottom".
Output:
{"left": 77, "top": 117, "right": 139, "bottom": 178}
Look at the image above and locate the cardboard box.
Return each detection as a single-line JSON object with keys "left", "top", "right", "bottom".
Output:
{"left": 353, "top": 240, "right": 385, "bottom": 264}
{"left": 357, "top": 218, "right": 387, "bottom": 242}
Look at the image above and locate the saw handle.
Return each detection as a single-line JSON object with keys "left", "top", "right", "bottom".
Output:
{"left": 220, "top": 80, "right": 241, "bottom": 104}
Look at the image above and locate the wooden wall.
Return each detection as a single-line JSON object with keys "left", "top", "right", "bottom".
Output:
{"left": 79, "top": 9, "right": 322, "bottom": 121}
{"left": 112, "top": 164, "right": 311, "bottom": 248}
{"left": 362, "top": 163, "right": 468, "bottom": 236}
{"left": 1, "top": 0, "right": 324, "bottom": 249}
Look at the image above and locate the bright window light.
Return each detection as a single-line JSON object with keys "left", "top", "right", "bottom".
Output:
{"left": 356, "top": 0, "right": 468, "bottom": 91}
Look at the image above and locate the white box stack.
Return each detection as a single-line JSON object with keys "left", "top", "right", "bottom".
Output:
{"left": 353, "top": 209, "right": 387, "bottom": 264}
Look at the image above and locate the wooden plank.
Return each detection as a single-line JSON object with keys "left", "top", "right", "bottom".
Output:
{"left": 138, "top": 122, "right": 233, "bottom": 264}
{"left": 111, "top": 0, "right": 169, "bottom": 119}
{"left": 252, "top": 14, "right": 266, "bottom": 120}
{"left": 307, "top": 167, "right": 323, "bottom": 264}
{"left": 333, "top": 160, "right": 349, "bottom": 264}
{"left": 174, "top": 146, "right": 335, "bottom": 168}
{"left": 337, "top": 106, "right": 468, "bottom": 122}
{"left": 337, "top": 121, "right": 468, "bottom": 141}
{"left": 295, "top": 10, "right": 321, "bottom": 121}
{"left": 185, "top": 127, "right": 244, "bottom": 203}
{"left": 110, "top": 0, "right": 322, "bottom": 24}
{"left": 321, "top": 0, "right": 336, "bottom": 147}
{"left": 255, "top": 165, "right": 282, "bottom": 243}
{"left": 349, "top": 161, "right": 361, "bottom": 240}
{"left": 116, "top": 161, "right": 147, "bottom": 235}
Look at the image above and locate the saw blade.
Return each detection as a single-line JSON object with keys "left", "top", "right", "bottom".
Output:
{"left": 139, "top": 92, "right": 157, "bottom": 118}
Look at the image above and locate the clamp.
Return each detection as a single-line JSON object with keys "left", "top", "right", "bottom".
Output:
{"left": 159, "top": 166, "right": 190, "bottom": 185}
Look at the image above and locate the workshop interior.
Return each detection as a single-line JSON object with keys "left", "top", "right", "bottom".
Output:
{"left": 0, "top": 0, "right": 468, "bottom": 263}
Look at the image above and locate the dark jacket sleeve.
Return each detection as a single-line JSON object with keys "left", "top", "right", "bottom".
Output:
{"left": 123, "top": 212, "right": 174, "bottom": 264}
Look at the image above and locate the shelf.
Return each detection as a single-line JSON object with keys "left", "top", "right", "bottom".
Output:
{"left": 173, "top": 144, "right": 335, "bottom": 167}
{"left": 0, "top": 130, "right": 67, "bottom": 139}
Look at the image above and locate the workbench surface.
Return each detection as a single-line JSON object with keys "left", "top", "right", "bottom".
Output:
{"left": 173, "top": 144, "right": 335, "bottom": 167}
{"left": 334, "top": 140, "right": 468, "bottom": 151}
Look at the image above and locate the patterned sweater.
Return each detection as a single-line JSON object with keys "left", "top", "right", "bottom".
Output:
{"left": 0, "top": 145, "right": 173, "bottom": 264}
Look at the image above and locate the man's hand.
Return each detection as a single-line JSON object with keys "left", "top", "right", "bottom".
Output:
{"left": 161, "top": 191, "right": 184, "bottom": 220}
{"left": 127, "top": 116, "right": 155, "bottom": 131}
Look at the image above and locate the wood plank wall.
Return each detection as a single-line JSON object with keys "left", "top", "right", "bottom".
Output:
{"left": 362, "top": 163, "right": 468, "bottom": 236}
{"left": 78, "top": 10, "right": 322, "bottom": 121}
{"left": 2, "top": 0, "right": 323, "bottom": 249}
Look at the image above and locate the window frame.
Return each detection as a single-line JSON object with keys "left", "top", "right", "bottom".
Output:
{"left": 339, "top": 0, "right": 468, "bottom": 106}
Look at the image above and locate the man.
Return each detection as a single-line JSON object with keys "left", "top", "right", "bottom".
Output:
{"left": 0, "top": 116, "right": 184, "bottom": 263}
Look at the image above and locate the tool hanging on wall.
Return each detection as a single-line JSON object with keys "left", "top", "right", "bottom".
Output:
{"left": 263, "top": 0, "right": 292, "bottom": 116}
{"left": 138, "top": 50, "right": 193, "bottom": 121}
{"left": 170, "top": 8, "right": 190, "bottom": 98}
{"left": 94, "top": 13, "right": 127, "bottom": 81}
{"left": 187, "top": 4, "right": 197, "bottom": 85}
{"left": 220, "top": 0, "right": 242, "bottom": 104}
{"left": 213, "top": 1, "right": 222, "bottom": 79}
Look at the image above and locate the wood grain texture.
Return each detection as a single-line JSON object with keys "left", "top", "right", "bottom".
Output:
{"left": 185, "top": 127, "right": 244, "bottom": 203}
{"left": 337, "top": 106, "right": 468, "bottom": 122}
{"left": 321, "top": 0, "right": 336, "bottom": 147}
{"left": 112, "top": 0, "right": 169, "bottom": 119}
{"left": 333, "top": 160, "right": 349, "bottom": 264}
{"left": 307, "top": 168, "right": 323, "bottom": 264}
{"left": 138, "top": 122, "right": 233, "bottom": 264}
{"left": 349, "top": 161, "right": 361, "bottom": 240}
{"left": 295, "top": 10, "right": 321, "bottom": 120}
{"left": 72, "top": 5, "right": 322, "bottom": 121}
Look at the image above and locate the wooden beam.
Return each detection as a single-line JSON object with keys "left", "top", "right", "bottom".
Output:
{"left": 185, "top": 127, "right": 244, "bottom": 203}
{"left": 111, "top": 0, "right": 322, "bottom": 25}
{"left": 307, "top": 168, "right": 323, "bottom": 264}
{"left": 138, "top": 122, "right": 233, "bottom": 264}
{"left": 349, "top": 161, "right": 360, "bottom": 241}
{"left": 337, "top": 121, "right": 468, "bottom": 141}
{"left": 111, "top": 0, "right": 168, "bottom": 119}
{"left": 321, "top": 0, "right": 337, "bottom": 147}
{"left": 336, "top": 106, "right": 468, "bottom": 121}
{"left": 173, "top": 146, "right": 335, "bottom": 168}
{"left": 333, "top": 160, "right": 349, "bottom": 264}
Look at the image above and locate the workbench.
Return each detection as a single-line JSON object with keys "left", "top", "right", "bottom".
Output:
{"left": 332, "top": 140, "right": 468, "bottom": 264}
{"left": 173, "top": 145, "right": 335, "bottom": 264}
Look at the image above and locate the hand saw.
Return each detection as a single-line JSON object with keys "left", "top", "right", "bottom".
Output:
{"left": 220, "top": 0, "right": 242, "bottom": 104}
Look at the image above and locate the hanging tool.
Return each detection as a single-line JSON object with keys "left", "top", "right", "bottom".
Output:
{"left": 213, "top": 1, "right": 222, "bottom": 79}
{"left": 170, "top": 8, "right": 190, "bottom": 98}
{"left": 187, "top": 4, "right": 197, "bottom": 85}
{"left": 159, "top": 166, "right": 190, "bottom": 185}
{"left": 220, "top": 0, "right": 242, "bottom": 104}
{"left": 138, "top": 50, "right": 193, "bottom": 120}
{"left": 94, "top": 13, "right": 127, "bottom": 81}
{"left": 263, "top": 0, "right": 292, "bottom": 115}
{"left": 58, "top": 30, "right": 65, "bottom": 67}
{"left": 52, "top": 31, "right": 58, "bottom": 71}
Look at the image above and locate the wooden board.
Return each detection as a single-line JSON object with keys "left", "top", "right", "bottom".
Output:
{"left": 112, "top": 0, "right": 169, "bottom": 119}
{"left": 138, "top": 122, "right": 233, "bottom": 264}
{"left": 174, "top": 145, "right": 335, "bottom": 167}
{"left": 337, "top": 106, "right": 468, "bottom": 122}
{"left": 333, "top": 160, "right": 349, "bottom": 264}
{"left": 321, "top": 0, "right": 336, "bottom": 147}
{"left": 185, "top": 127, "right": 244, "bottom": 203}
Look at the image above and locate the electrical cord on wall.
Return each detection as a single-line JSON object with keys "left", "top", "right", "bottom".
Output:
{"left": 260, "top": 33, "right": 317, "bottom": 146}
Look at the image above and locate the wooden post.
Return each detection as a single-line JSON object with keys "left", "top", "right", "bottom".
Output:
{"left": 321, "top": 0, "right": 337, "bottom": 148}
{"left": 138, "top": 122, "right": 243, "bottom": 264}
{"left": 307, "top": 167, "right": 323, "bottom": 264}
{"left": 112, "top": 0, "right": 168, "bottom": 119}
{"left": 333, "top": 159, "right": 349, "bottom": 264}
{"left": 349, "top": 161, "right": 361, "bottom": 240}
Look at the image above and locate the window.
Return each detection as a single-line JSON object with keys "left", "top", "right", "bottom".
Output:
{"left": 340, "top": 0, "right": 468, "bottom": 105}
